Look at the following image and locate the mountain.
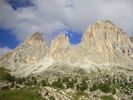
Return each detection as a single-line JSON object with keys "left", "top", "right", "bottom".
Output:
{"left": 0, "top": 20, "right": 133, "bottom": 77}
{"left": 0, "top": 20, "right": 133, "bottom": 100}
{"left": 50, "top": 34, "right": 71, "bottom": 60}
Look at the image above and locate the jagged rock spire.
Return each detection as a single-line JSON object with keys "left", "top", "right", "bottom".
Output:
{"left": 24, "top": 32, "right": 45, "bottom": 46}
{"left": 50, "top": 34, "right": 71, "bottom": 59}
{"left": 30, "top": 32, "right": 43, "bottom": 41}
{"left": 2, "top": 32, "right": 49, "bottom": 65}
{"left": 1, "top": 20, "right": 133, "bottom": 76}
{"left": 82, "top": 20, "right": 130, "bottom": 50}
{"left": 50, "top": 34, "right": 70, "bottom": 49}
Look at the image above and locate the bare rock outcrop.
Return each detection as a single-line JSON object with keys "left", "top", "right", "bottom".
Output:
{"left": 80, "top": 20, "right": 132, "bottom": 65}
{"left": 130, "top": 37, "right": 133, "bottom": 43}
{"left": 38, "top": 87, "right": 71, "bottom": 100}
{"left": 0, "top": 32, "right": 54, "bottom": 76}
{"left": 13, "top": 32, "right": 48, "bottom": 64}
{"left": 1, "top": 20, "right": 133, "bottom": 77}
{"left": 50, "top": 34, "right": 71, "bottom": 60}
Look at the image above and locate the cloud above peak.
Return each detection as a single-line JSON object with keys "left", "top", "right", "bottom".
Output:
{"left": 0, "top": 0, "right": 133, "bottom": 46}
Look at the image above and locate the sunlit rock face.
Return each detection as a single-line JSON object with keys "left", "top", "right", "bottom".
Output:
{"left": 82, "top": 20, "right": 130, "bottom": 50}
{"left": 1, "top": 32, "right": 49, "bottom": 65}
{"left": 80, "top": 20, "right": 132, "bottom": 64}
{"left": 1, "top": 20, "right": 133, "bottom": 77}
{"left": 50, "top": 34, "right": 71, "bottom": 60}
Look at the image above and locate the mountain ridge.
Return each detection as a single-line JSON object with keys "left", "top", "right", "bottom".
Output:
{"left": 0, "top": 20, "right": 133, "bottom": 77}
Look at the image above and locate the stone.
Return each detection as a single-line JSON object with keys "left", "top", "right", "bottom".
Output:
{"left": 0, "top": 81, "right": 12, "bottom": 90}
{"left": 1, "top": 32, "right": 49, "bottom": 66}
{"left": 130, "top": 37, "right": 133, "bottom": 43}
{"left": 1, "top": 20, "right": 133, "bottom": 77}
{"left": 50, "top": 34, "right": 71, "bottom": 60}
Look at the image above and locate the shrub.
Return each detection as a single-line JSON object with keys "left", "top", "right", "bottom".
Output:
{"left": 51, "top": 78, "right": 64, "bottom": 89}
{"left": 90, "top": 83, "right": 97, "bottom": 92}
{"left": 90, "top": 83, "right": 116, "bottom": 94}
{"left": 73, "top": 91, "right": 89, "bottom": 100}
{"left": 42, "top": 79, "right": 49, "bottom": 86}
{"left": 99, "top": 83, "right": 112, "bottom": 93}
{"left": 0, "top": 67, "right": 10, "bottom": 81}
{"left": 49, "top": 96, "right": 55, "bottom": 100}
{"left": 66, "top": 80, "right": 75, "bottom": 89}
{"left": 63, "top": 77, "right": 77, "bottom": 89}
{"left": 31, "top": 77, "right": 37, "bottom": 85}
{"left": 5, "top": 74, "right": 15, "bottom": 82}
{"left": 16, "top": 77, "right": 26, "bottom": 85}
{"left": 62, "top": 77, "right": 69, "bottom": 83}
{"left": 77, "top": 80, "right": 88, "bottom": 91}
{"left": 101, "top": 95, "right": 115, "bottom": 100}
{"left": 24, "top": 79, "right": 33, "bottom": 86}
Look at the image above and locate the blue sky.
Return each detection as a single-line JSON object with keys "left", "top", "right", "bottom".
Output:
{"left": 0, "top": 0, "right": 33, "bottom": 49}
{"left": 6, "top": 0, "right": 34, "bottom": 10}
{"left": 0, "top": 0, "right": 83, "bottom": 46}
{"left": 0, "top": 0, "right": 133, "bottom": 56}
{"left": 0, "top": 28, "right": 19, "bottom": 48}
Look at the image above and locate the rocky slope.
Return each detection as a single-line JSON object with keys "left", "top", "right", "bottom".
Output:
{"left": 0, "top": 20, "right": 133, "bottom": 100}
{"left": 44, "top": 20, "right": 133, "bottom": 77}
{"left": 1, "top": 32, "right": 48, "bottom": 64}
{"left": 50, "top": 34, "right": 71, "bottom": 60}
{"left": 130, "top": 37, "right": 133, "bottom": 43}
{"left": 0, "top": 20, "right": 133, "bottom": 77}
{"left": 0, "top": 32, "right": 49, "bottom": 76}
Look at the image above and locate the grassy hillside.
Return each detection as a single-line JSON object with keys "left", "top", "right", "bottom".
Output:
{"left": 0, "top": 88, "right": 42, "bottom": 100}
{"left": 0, "top": 66, "right": 43, "bottom": 100}
{"left": 0, "top": 66, "right": 133, "bottom": 100}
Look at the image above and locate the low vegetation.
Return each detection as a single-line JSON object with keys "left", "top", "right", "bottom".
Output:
{"left": 49, "top": 96, "right": 55, "bottom": 100}
{"left": 101, "top": 95, "right": 115, "bottom": 100}
{"left": 90, "top": 83, "right": 116, "bottom": 94}
{"left": 0, "top": 66, "right": 133, "bottom": 99}
{"left": 0, "top": 67, "right": 10, "bottom": 81}
{"left": 0, "top": 88, "right": 42, "bottom": 100}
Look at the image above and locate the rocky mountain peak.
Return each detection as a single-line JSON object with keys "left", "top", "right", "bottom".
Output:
{"left": 50, "top": 34, "right": 70, "bottom": 49}
{"left": 95, "top": 20, "right": 116, "bottom": 27}
{"left": 82, "top": 20, "right": 118, "bottom": 42}
{"left": 50, "top": 34, "right": 71, "bottom": 59}
{"left": 79, "top": 20, "right": 133, "bottom": 65}
{"left": 82, "top": 20, "right": 130, "bottom": 50}
{"left": 1, "top": 32, "right": 49, "bottom": 66}
{"left": 24, "top": 32, "right": 44, "bottom": 45}
{"left": 31, "top": 32, "right": 43, "bottom": 40}
{"left": 1, "top": 20, "right": 133, "bottom": 77}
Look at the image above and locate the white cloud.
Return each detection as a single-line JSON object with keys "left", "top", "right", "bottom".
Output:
{"left": 0, "top": 0, "right": 133, "bottom": 45}
{"left": 0, "top": 47, "right": 12, "bottom": 56}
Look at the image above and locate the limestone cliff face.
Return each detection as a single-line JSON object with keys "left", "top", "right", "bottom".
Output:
{"left": 50, "top": 34, "right": 71, "bottom": 60}
{"left": 80, "top": 20, "right": 132, "bottom": 64}
{"left": 2, "top": 32, "right": 49, "bottom": 65}
{"left": 1, "top": 20, "right": 133, "bottom": 76}
{"left": 82, "top": 20, "right": 130, "bottom": 53}
{"left": 25, "top": 32, "right": 44, "bottom": 46}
